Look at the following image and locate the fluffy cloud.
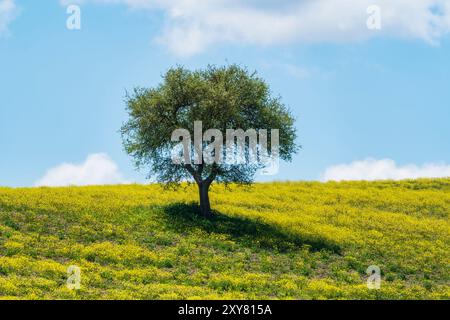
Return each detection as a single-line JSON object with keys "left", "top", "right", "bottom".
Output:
{"left": 321, "top": 158, "right": 450, "bottom": 181}
{"left": 35, "top": 153, "right": 128, "bottom": 187}
{"left": 0, "top": 0, "right": 18, "bottom": 36}
{"left": 60, "top": 0, "right": 450, "bottom": 55}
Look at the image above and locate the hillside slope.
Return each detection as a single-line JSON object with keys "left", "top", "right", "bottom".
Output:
{"left": 0, "top": 180, "right": 449, "bottom": 299}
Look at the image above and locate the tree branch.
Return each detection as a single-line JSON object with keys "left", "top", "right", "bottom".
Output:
{"left": 204, "top": 164, "right": 219, "bottom": 186}
{"left": 184, "top": 164, "right": 201, "bottom": 184}
{"left": 197, "top": 163, "right": 204, "bottom": 179}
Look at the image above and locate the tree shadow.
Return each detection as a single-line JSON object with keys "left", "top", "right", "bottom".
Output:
{"left": 162, "top": 202, "right": 341, "bottom": 254}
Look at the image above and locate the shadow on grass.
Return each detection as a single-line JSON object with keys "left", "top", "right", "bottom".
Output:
{"left": 162, "top": 202, "right": 341, "bottom": 254}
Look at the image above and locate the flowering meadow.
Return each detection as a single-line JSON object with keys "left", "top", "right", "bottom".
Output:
{"left": 0, "top": 179, "right": 449, "bottom": 299}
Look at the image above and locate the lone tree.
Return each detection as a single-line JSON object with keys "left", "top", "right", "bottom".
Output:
{"left": 121, "top": 65, "right": 298, "bottom": 217}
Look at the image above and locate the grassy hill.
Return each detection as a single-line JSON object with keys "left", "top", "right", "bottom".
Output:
{"left": 0, "top": 180, "right": 449, "bottom": 299}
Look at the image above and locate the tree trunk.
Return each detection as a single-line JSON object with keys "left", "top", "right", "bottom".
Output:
{"left": 198, "top": 182, "right": 212, "bottom": 217}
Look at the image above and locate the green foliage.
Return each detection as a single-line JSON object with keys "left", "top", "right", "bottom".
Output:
{"left": 120, "top": 65, "right": 298, "bottom": 186}
{"left": 0, "top": 179, "right": 449, "bottom": 299}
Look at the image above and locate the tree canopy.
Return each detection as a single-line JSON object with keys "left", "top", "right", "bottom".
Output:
{"left": 121, "top": 65, "right": 298, "bottom": 216}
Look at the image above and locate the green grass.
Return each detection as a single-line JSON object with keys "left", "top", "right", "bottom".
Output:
{"left": 0, "top": 180, "right": 449, "bottom": 299}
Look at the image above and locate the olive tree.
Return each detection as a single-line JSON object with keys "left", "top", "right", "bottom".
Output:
{"left": 121, "top": 65, "right": 298, "bottom": 217}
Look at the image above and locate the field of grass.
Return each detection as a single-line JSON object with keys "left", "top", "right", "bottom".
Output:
{"left": 0, "top": 179, "right": 449, "bottom": 299}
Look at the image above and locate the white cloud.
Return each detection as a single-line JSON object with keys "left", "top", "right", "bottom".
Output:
{"left": 59, "top": 0, "right": 450, "bottom": 56}
{"left": 0, "top": 0, "right": 18, "bottom": 36}
{"left": 35, "top": 153, "right": 128, "bottom": 187}
{"left": 321, "top": 158, "right": 450, "bottom": 181}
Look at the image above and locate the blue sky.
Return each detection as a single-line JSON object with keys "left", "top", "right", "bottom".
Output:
{"left": 1, "top": 0, "right": 450, "bottom": 187}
